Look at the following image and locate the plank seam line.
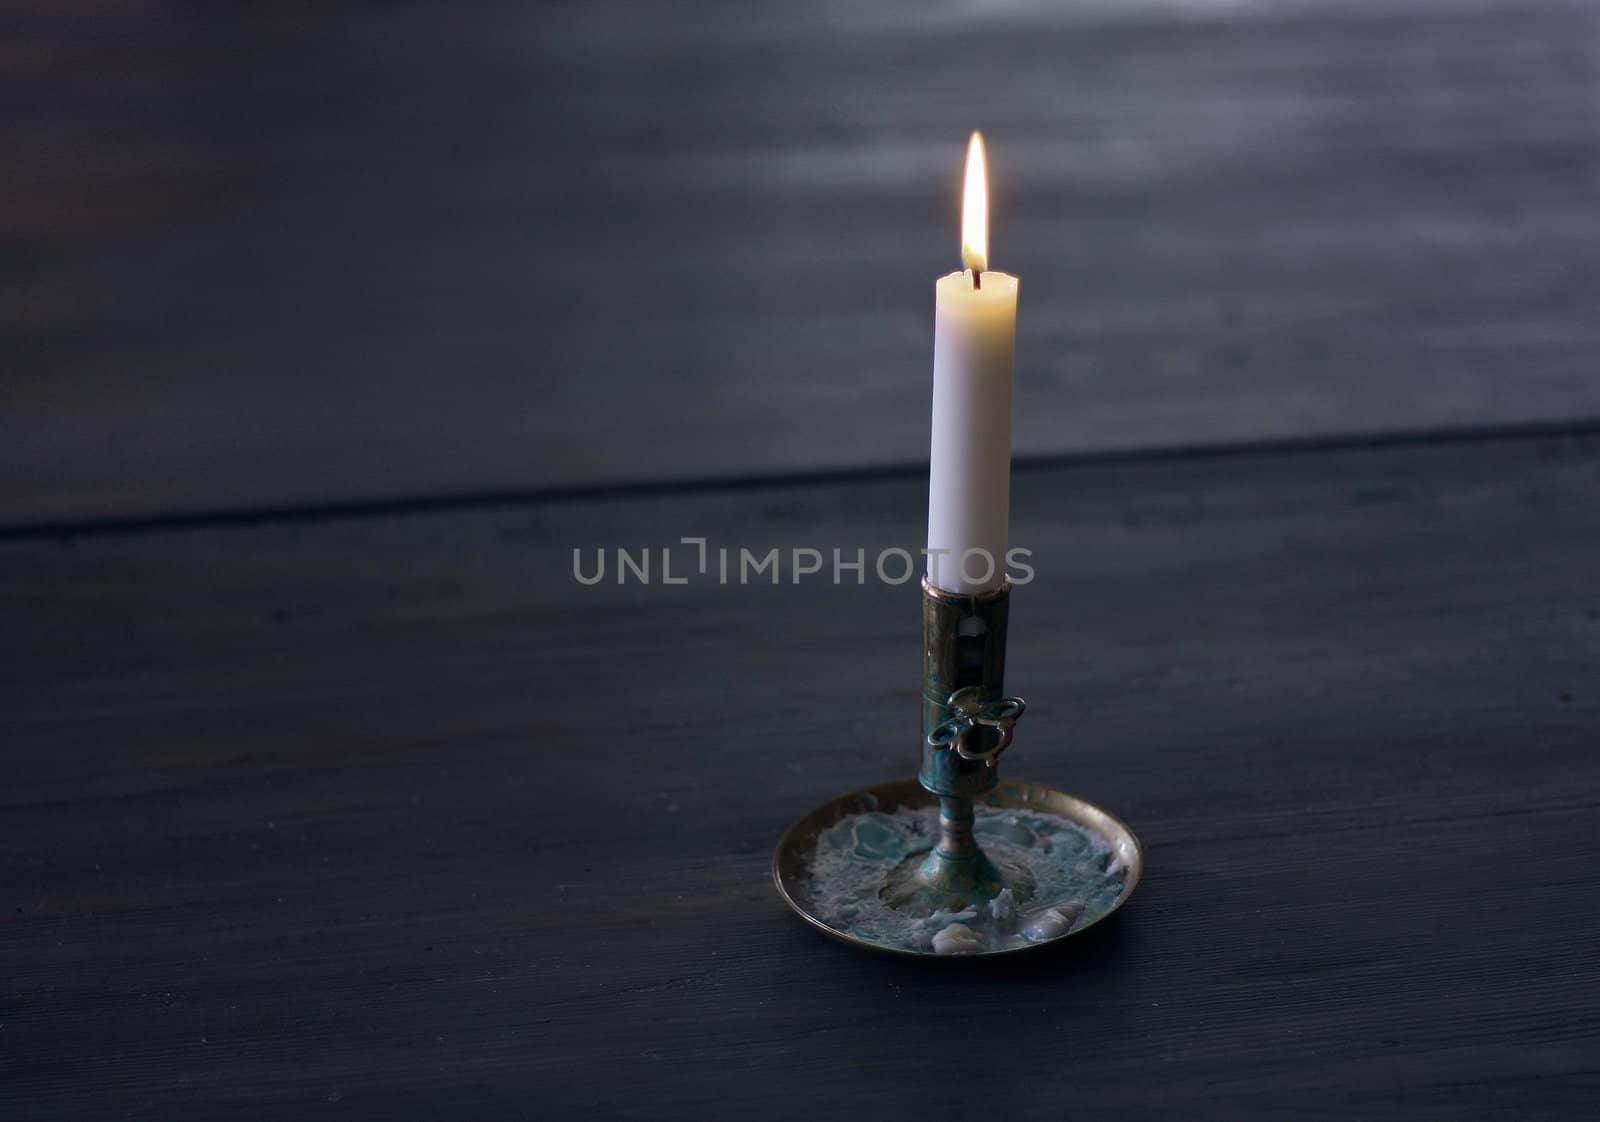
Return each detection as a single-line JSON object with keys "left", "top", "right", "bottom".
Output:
{"left": 2, "top": 417, "right": 1597, "bottom": 541}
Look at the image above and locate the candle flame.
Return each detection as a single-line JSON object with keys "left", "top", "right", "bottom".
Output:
{"left": 961, "top": 131, "right": 988, "bottom": 275}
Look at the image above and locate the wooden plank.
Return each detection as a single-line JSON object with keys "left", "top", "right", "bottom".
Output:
{"left": 2, "top": 430, "right": 1597, "bottom": 1117}
{"left": 6, "top": 0, "right": 1600, "bottom": 524}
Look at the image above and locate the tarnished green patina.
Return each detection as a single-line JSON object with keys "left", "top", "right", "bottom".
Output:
{"left": 772, "top": 578, "right": 1146, "bottom": 956}
{"left": 881, "top": 579, "right": 1028, "bottom": 912}
{"left": 918, "top": 577, "right": 1022, "bottom": 797}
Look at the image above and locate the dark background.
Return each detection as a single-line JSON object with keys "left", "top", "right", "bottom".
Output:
{"left": 8, "top": 0, "right": 1600, "bottom": 524}
{"left": 4, "top": 1, "right": 1599, "bottom": 1118}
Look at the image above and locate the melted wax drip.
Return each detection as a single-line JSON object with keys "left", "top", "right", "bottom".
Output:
{"left": 808, "top": 805, "right": 1126, "bottom": 954}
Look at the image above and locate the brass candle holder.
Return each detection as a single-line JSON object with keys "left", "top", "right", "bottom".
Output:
{"left": 772, "top": 578, "right": 1144, "bottom": 957}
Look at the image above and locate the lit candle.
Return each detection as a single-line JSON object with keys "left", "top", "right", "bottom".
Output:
{"left": 925, "top": 132, "right": 1019, "bottom": 594}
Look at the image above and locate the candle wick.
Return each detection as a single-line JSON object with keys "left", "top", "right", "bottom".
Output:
{"left": 971, "top": 268, "right": 982, "bottom": 291}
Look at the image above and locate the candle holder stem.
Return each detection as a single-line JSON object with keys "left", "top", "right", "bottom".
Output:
{"left": 881, "top": 579, "right": 1028, "bottom": 912}
{"left": 936, "top": 795, "right": 980, "bottom": 859}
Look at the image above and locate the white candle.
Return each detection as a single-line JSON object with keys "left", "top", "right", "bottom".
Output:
{"left": 925, "top": 132, "right": 1019, "bottom": 594}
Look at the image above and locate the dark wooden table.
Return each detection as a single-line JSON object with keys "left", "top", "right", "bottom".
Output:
{"left": 5, "top": 2, "right": 1599, "bottom": 1118}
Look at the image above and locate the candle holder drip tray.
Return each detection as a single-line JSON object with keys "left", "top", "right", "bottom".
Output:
{"left": 772, "top": 579, "right": 1143, "bottom": 958}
